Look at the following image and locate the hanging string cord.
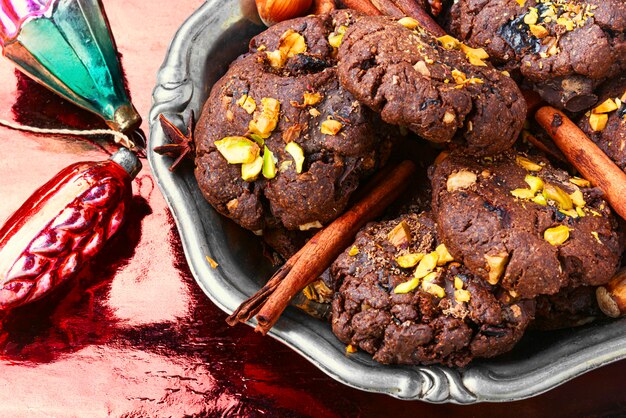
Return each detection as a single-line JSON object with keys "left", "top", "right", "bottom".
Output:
{"left": 0, "top": 117, "right": 135, "bottom": 149}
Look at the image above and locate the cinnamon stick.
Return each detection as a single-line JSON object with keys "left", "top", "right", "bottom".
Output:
{"left": 313, "top": 0, "right": 336, "bottom": 14}
{"left": 596, "top": 268, "right": 626, "bottom": 318}
{"left": 370, "top": 0, "right": 405, "bottom": 17}
{"left": 342, "top": 0, "right": 383, "bottom": 15}
{"left": 535, "top": 106, "right": 626, "bottom": 221}
{"left": 391, "top": 0, "right": 445, "bottom": 36}
{"left": 228, "top": 160, "right": 416, "bottom": 334}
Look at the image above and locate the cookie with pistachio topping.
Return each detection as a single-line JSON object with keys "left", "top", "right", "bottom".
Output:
{"left": 445, "top": 0, "right": 626, "bottom": 111}
{"left": 578, "top": 76, "right": 626, "bottom": 171}
{"left": 336, "top": 15, "right": 526, "bottom": 156}
{"left": 331, "top": 212, "right": 535, "bottom": 367}
{"left": 194, "top": 11, "right": 397, "bottom": 256}
{"left": 431, "top": 150, "right": 623, "bottom": 299}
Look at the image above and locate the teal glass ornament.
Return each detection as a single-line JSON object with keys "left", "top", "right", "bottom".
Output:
{"left": 0, "top": 0, "right": 141, "bottom": 133}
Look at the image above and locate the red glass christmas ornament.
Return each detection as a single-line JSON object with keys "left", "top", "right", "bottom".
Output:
{"left": 0, "top": 148, "right": 141, "bottom": 309}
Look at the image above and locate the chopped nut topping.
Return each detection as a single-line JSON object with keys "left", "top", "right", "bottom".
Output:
{"left": 413, "top": 61, "right": 431, "bottom": 77}
{"left": 279, "top": 29, "right": 307, "bottom": 58}
{"left": 328, "top": 25, "right": 347, "bottom": 48}
{"left": 303, "top": 92, "right": 323, "bottom": 106}
{"left": 529, "top": 24, "right": 549, "bottom": 38}
{"left": 320, "top": 118, "right": 343, "bottom": 135}
{"left": 241, "top": 155, "right": 263, "bottom": 182}
{"left": 443, "top": 111, "right": 456, "bottom": 124}
{"left": 451, "top": 69, "right": 467, "bottom": 84}
{"left": 543, "top": 183, "right": 573, "bottom": 210}
{"left": 525, "top": 175, "right": 544, "bottom": 193}
{"left": 569, "top": 189, "right": 586, "bottom": 207}
{"left": 447, "top": 170, "right": 477, "bottom": 191}
{"left": 309, "top": 108, "right": 321, "bottom": 117}
{"left": 570, "top": 176, "right": 591, "bottom": 187}
{"left": 266, "top": 30, "right": 307, "bottom": 69}
{"left": 435, "top": 244, "right": 454, "bottom": 266}
{"left": 387, "top": 221, "right": 412, "bottom": 247}
{"left": 454, "top": 276, "right": 464, "bottom": 290}
{"left": 454, "top": 289, "right": 471, "bottom": 303}
{"left": 544, "top": 225, "right": 570, "bottom": 246}
{"left": 249, "top": 133, "right": 265, "bottom": 146}
{"left": 249, "top": 98, "right": 281, "bottom": 138}
{"left": 591, "top": 231, "right": 602, "bottom": 244}
{"left": 299, "top": 221, "right": 323, "bottom": 231}
{"left": 593, "top": 98, "right": 619, "bottom": 114}
{"left": 524, "top": 7, "right": 539, "bottom": 25}
{"left": 285, "top": 141, "right": 305, "bottom": 173}
{"left": 205, "top": 255, "right": 219, "bottom": 269}
{"left": 237, "top": 94, "right": 256, "bottom": 114}
{"left": 511, "top": 188, "right": 535, "bottom": 199}
{"left": 262, "top": 146, "right": 277, "bottom": 179}
{"left": 215, "top": 136, "right": 260, "bottom": 164}
{"left": 589, "top": 113, "right": 608, "bottom": 132}
{"left": 396, "top": 253, "right": 424, "bottom": 268}
{"left": 226, "top": 198, "right": 239, "bottom": 212}
{"left": 348, "top": 246, "right": 359, "bottom": 256}
{"left": 515, "top": 155, "right": 543, "bottom": 171}
{"left": 460, "top": 44, "right": 489, "bottom": 66}
{"left": 398, "top": 17, "right": 420, "bottom": 29}
{"left": 421, "top": 272, "right": 445, "bottom": 298}
{"left": 394, "top": 277, "right": 420, "bottom": 294}
{"left": 303, "top": 279, "right": 333, "bottom": 303}
{"left": 414, "top": 252, "right": 439, "bottom": 279}
{"left": 485, "top": 253, "right": 509, "bottom": 285}
{"left": 438, "top": 35, "right": 461, "bottom": 50}
{"left": 533, "top": 194, "right": 547, "bottom": 205}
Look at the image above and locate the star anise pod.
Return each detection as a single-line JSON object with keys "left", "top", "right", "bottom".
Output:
{"left": 154, "top": 112, "right": 195, "bottom": 172}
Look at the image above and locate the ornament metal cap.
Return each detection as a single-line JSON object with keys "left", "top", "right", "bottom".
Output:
{"left": 110, "top": 147, "right": 142, "bottom": 179}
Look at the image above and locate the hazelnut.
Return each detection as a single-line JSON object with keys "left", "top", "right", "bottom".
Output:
{"left": 255, "top": 0, "right": 312, "bottom": 27}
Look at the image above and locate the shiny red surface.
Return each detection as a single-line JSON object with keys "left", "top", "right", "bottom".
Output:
{"left": 0, "top": 1, "right": 624, "bottom": 416}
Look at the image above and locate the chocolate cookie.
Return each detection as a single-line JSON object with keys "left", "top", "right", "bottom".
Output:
{"left": 331, "top": 212, "right": 535, "bottom": 367}
{"left": 446, "top": 0, "right": 626, "bottom": 111}
{"left": 533, "top": 285, "right": 602, "bottom": 330}
{"left": 578, "top": 76, "right": 626, "bottom": 171}
{"left": 195, "top": 11, "right": 396, "bottom": 243}
{"left": 431, "top": 150, "right": 623, "bottom": 299}
{"left": 336, "top": 15, "right": 526, "bottom": 156}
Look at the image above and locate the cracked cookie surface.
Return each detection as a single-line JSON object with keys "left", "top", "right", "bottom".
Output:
{"left": 194, "top": 11, "right": 396, "bottom": 257}
{"left": 331, "top": 212, "right": 535, "bottom": 367}
{"left": 337, "top": 15, "right": 526, "bottom": 156}
{"left": 431, "top": 150, "right": 623, "bottom": 299}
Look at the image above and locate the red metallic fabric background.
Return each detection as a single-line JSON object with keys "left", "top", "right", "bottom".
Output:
{"left": 0, "top": 1, "right": 624, "bottom": 416}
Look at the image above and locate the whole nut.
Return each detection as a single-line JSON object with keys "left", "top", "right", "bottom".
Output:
{"left": 256, "top": 0, "right": 312, "bottom": 26}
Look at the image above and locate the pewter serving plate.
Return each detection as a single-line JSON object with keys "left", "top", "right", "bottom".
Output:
{"left": 148, "top": 0, "right": 626, "bottom": 403}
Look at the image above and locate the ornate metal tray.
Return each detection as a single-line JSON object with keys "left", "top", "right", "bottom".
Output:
{"left": 147, "top": 0, "right": 626, "bottom": 403}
